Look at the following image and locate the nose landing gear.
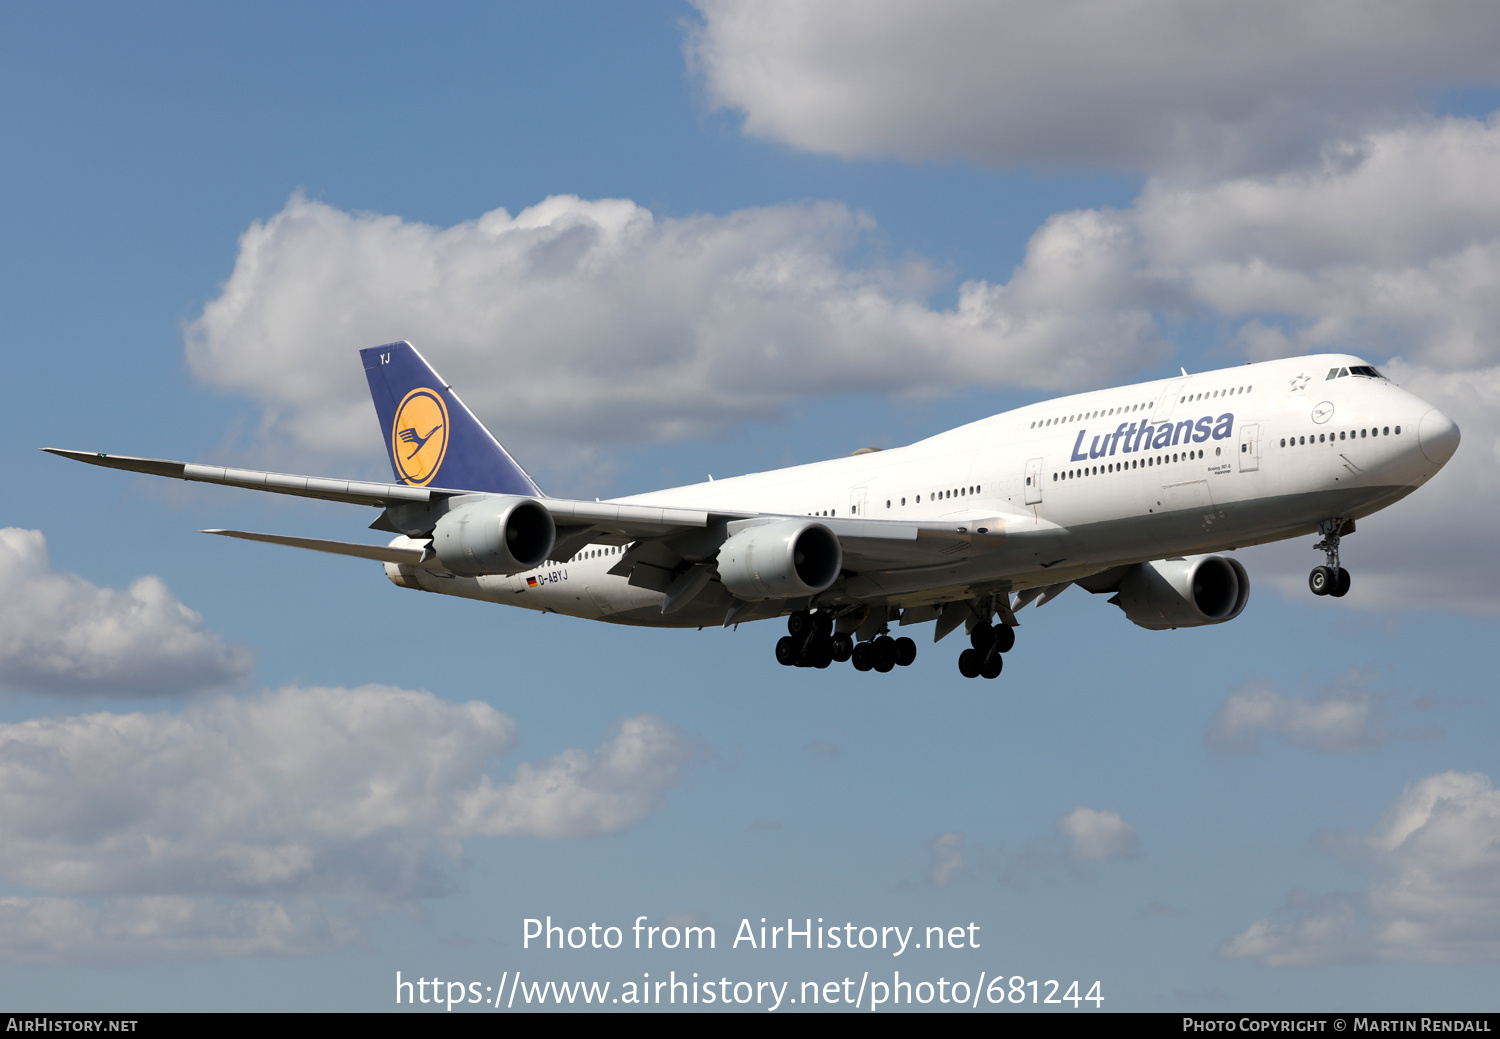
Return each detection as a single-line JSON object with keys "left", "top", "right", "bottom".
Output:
{"left": 1309, "top": 518, "right": 1353, "bottom": 598}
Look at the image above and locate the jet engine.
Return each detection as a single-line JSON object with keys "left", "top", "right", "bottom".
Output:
{"left": 716, "top": 520, "right": 842, "bottom": 600}
{"left": 431, "top": 497, "right": 556, "bottom": 576}
{"left": 1106, "top": 554, "right": 1250, "bottom": 630}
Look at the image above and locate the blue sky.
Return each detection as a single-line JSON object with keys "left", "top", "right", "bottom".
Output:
{"left": 3, "top": 1, "right": 1500, "bottom": 1012}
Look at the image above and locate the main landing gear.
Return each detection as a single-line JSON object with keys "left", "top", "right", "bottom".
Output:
{"left": 1309, "top": 518, "right": 1352, "bottom": 598}
{"left": 775, "top": 611, "right": 916, "bottom": 672}
{"left": 957, "top": 620, "right": 1014, "bottom": 680}
{"left": 774, "top": 605, "right": 1018, "bottom": 678}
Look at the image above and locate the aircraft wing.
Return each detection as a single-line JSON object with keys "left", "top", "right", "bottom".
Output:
{"left": 42, "top": 447, "right": 718, "bottom": 539}
{"left": 45, "top": 447, "right": 1063, "bottom": 576}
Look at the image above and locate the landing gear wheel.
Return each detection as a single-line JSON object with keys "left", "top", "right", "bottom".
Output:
{"left": 831, "top": 634, "right": 853, "bottom": 662}
{"left": 1312, "top": 518, "right": 1353, "bottom": 599}
{"left": 1309, "top": 565, "right": 1333, "bottom": 596}
{"left": 851, "top": 642, "right": 874, "bottom": 672}
{"left": 873, "top": 635, "right": 897, "bottom": 673}
{"left": 775, "top": 636, "right": 798, "bottom": 665}
{"left": 1331, "top": 567, "right": 1351, "bottom": 598}
{"left": 992, "top": 625, "right": 1015, "bottom": 653}
{"left": 980, "top": 651, "right": 1003, "bottom": 680}
{"left": 787, "top": 612, "right": 812, "bottom": 636}
{"left": 894, "top": 636, "right": 917, "bottom": 667}
{"left": 957, "top": 648, "right": 981, "bottom": 679}
{"left": 970, "top": 623, "right": 995, "bottom": 652}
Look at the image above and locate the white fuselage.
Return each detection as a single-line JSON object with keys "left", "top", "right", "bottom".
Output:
{"left": 406, "top": 354, "right": 1455, "bottom": 627}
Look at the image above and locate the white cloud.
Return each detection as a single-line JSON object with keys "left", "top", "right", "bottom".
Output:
{"left": 1057, "top": 807, "right": 1136, "bottom": 860}
{"left": 1135, "top": 117, "right": 1500, "bottom": 370}
{"left": 945, "top": 116, "right": 1500, "bottom": 381}
{"left": 453, "top": 714, "right": 697, "bottom": 839}
{"left": 0, "top": 897, "right": 354, "bottom": 966}
{"left": 1222, "top": 771, "right": 1500, "bottom": 964}
{"left": 184, "top": 192, "right": 1167, "bottom": 481}
{"left": 929, "top": 831, "right": 964, "bottom": 887}
{"left": 0, "top": 528, "right": 253, "bottom": 695}
{"left": 0, "top": 686, "right": 690, "bottom": 898}
{"left": 0, "top": 686, "right": 692, "bottom": 961}
{"left": 686, "top": 0, "right": 1500, "bottom": 176}
{"left": 1205, "top": 672, "right": 1434, "bottom": 754}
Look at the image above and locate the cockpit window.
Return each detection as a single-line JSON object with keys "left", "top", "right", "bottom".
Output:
{"left": 1348, "top": 365, "right": 1384, "bottom": 378}
{"left": 1326, "top": 367, "right": 1340, "bottom": 380}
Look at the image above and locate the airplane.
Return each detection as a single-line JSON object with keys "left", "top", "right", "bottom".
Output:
{"left": 46, "top": 341, "right": 1460, "bottom": 679}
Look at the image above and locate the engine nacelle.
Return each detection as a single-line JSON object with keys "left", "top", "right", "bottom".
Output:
{"left": 716, "top": 520, "right": 842, "bottom": 600}
{"left": 431, "top": 497, "right": 556, "bottom": 576}
{"left": 1109, "top": 554, "right": 1250, "bottom": 630}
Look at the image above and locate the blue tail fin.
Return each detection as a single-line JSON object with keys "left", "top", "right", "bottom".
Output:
{"left": 360, "top": 342, "right": 544, "bottom": 496}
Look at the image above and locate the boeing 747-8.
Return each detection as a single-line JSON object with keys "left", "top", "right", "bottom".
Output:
{"left": 47, "top": 342, "right": 1459, "bottom": 679}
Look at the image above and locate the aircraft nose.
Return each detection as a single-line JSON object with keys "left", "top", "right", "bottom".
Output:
{"left": 1418, "top": 407, "right": 1461, "bottom": 465}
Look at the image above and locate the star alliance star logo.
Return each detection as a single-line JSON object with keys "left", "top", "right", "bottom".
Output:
{"left": 1290, "top": 373, "right": 1310, "bottom": 391}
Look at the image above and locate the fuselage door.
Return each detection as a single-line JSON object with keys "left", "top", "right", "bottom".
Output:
{"left": 1151, "top": 377, "right": 1191, "bottom": 425}
{"left": 1238, "top": 423, "right": 1260, "bottom": 472}
{"left": 848, "top": 486, "right": 868, "bottom": 517}
{"left": 1024, "top": 457, "right": 1044, "bottom": 504}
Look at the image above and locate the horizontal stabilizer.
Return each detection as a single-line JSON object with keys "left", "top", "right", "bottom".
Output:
{"left": 202, "top": 529, "right": 440, "bottom": 568}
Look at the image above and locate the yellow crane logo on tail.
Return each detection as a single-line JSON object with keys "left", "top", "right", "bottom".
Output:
{"left": 391, "top": 388, "right": 449, "bottom": 485}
